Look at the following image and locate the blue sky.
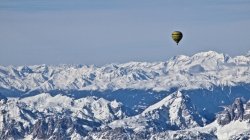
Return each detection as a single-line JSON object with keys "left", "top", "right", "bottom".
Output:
{"left": 0, "top": 0, "right": 250, "bottom": 66}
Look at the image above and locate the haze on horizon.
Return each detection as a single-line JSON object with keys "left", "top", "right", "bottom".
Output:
{"left": 0, "top": 0, "right": 250, "bottom": 66}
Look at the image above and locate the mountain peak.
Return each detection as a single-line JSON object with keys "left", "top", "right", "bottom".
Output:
{"left": 109, "top": 91, "right": 206, "bottom": 131}
{"left": 142, "top": 91, "right": 186, "bottom": 114}
{"left": 194, "top": 50, "right": 222, "bottom": 57}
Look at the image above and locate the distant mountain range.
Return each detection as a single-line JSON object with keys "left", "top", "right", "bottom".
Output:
{"left": 0, "top": 51, "right": 250, "bottom": 139}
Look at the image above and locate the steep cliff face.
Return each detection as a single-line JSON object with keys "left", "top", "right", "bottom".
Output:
{"left": 217, "top": 98, "right": 250, "bottom": 125}
{"left": 108, "top": 91, "right": 206, "bottom": 132}
{"left": 244, "top": 101, "right": 250, "bottom": 120}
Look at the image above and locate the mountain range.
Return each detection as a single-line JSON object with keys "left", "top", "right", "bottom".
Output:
{"left": 0, "top": 51, "right": 250, "bottom": 139}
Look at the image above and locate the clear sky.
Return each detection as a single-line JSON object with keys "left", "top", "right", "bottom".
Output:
{"left": 0, "top": 0, "right": 250, "bottom": 66}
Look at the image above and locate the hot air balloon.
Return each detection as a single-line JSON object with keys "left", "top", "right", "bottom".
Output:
{"left": 172, "top": 31, "right": 183, "bottom": 45}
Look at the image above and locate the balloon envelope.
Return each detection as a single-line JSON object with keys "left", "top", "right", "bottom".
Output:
{"left": 172, "top": 31, "right": 183, "bottom": 45}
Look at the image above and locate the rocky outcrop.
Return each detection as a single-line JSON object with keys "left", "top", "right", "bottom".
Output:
{"left": 217, "top": 109, "right": 232, "bottom": 126}
{"left": 243, "top": 101, "right": 250, "bottom": 120}
{"left": 217, "top": 98, "right": 249, "bottom": 125}
{"left": 231, "top": 98, "right": 244, "bottom": 120}
{"left": 0, "top": 115, "right": 91, "bottom": 140}
{"left": 34, "top": 116, "right": 87, "bottom": 140}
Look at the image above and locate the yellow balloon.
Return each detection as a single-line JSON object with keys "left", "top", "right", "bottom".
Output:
{"left": 172, "top": 31, "right": 183, "bottom": 45}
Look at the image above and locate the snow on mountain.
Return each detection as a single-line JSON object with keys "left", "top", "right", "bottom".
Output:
{"left": 149, "top": 120, "right": 250, "bottom": 140}
{"left": 0, "top": 51, "right": 249, "bottom": 95}
{"left": 216, "top": 120, "right": 250, "bottom": 140}
{"left": 150, "top": 97, "right": 250, "bottom": 140}
{"left": 108, "top": 91, "right": 206, "bottom": 132}
{"left": 0, "top": 51, "right": 250, "bottom": 139}
{"left": 142, "top": 91, "right": 207, "bottom": 129}
{"left": 88, "top": 117, "right": 250, "bottom": 140}
{"left": 20, "top": 93, "right": 127, "bottom": 123}
{"left": 0, "top": 93, "right": 130, "bottom": 139}
{"left": 93, "top": 98, "right": 250, "bottom": 140}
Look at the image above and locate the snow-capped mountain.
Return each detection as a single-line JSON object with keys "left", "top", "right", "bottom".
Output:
{"left": 108, "top": 91, "right": 206, "bottom": 132}
{"left": 0, "top": 94, "right": 129, "bottom": 139}
{"left": 85, "top": 97, "right": 250, "bottom": 140}
{"left": 0, "top": 51, "right": 250, "bottom": 139}
{"left": 0, "top": 51, "right": 249, "bottom": 94}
